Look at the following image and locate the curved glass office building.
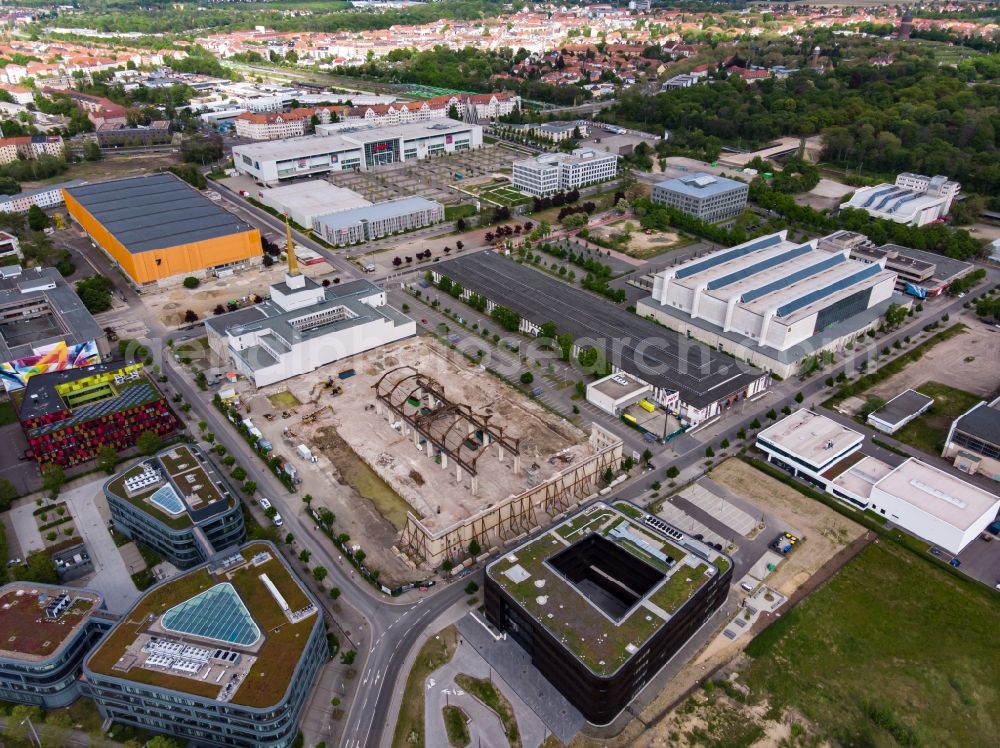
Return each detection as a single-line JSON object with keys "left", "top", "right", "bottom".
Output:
{"left": 104, "top": 445, "right": 246, "bottom": 568}
{"left": 84, "top": 542, "right": 327, "bottom": 748}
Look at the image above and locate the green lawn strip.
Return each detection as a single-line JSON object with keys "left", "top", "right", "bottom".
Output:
{"left": 454, "top": 674, "right": 521, "bottom": 748}
{"left": 890, "top": 381, "right": 982, "bottom": 455}
{"left": 554, "top": 508, "right": 614, "bottom": 539}
{"left": 442, "top": 705, "right": 470, "bottom": 748}
{"left": 742, "top": 541, "right": 1000, "bottom": 747}
{"left": 391, "top": 625, "right": 458, "bottom": 748}
{"left": 0, "top": 400, "right": 16, "bottom": 425}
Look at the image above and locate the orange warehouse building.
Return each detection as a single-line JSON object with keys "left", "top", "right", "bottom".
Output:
{"left": 63, "top": 173, "right": 262, "bottom": 287}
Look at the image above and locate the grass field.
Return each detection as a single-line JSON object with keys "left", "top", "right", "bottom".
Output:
{"left": 739, "top": 541, "right": 1000, "bottom": 746}
{"left": 891, "top": 381, "right": 982, "bottom": 455}
{"left": 267, "top": 390, "right": 302, "bottom": 409}
{"left": 442, "top": 705, "right": 470, "bottom": 747}
{"left": 477, "top": 184, "right": 530, "bottom": 207}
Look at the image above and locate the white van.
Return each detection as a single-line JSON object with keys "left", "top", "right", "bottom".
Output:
{"left": 259, "top": 497, "right": 272, "bottom": 511}
{"left": 272, "top": 513, "right": 283, "bottom": 527}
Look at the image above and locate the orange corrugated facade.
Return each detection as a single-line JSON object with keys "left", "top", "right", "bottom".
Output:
{"left": 63, "top": 189, "right": 262, "bottom": 285}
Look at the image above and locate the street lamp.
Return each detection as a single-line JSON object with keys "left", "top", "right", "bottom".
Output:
{"left": 21, "top": 716, "right": 41, "bottom": 748}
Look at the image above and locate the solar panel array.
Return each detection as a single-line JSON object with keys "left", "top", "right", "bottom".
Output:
{"left": 29, "top": 382, "right": 159, "bottom": 437}
{"left": 776, "top": 264, "right": 884, "bottom": 318}
{"left": 705, "top": 243, "right": 812, "bottom": 291}
{"left": 161, "top": 583, "right": 260, "bottom": 646}
{"left": 674, "top": 233, "right": 783, "bottom": 280}
{"left": 740, "top": 253, "right": 847, "bottom": 304}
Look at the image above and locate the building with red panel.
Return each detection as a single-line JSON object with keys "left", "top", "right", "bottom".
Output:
{"left": 17, "top": 362, "right": 177, "bottom": 467}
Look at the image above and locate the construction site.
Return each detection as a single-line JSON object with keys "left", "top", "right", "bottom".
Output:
{"left": 235, "top": 337, "right": 622, "bottom": 578}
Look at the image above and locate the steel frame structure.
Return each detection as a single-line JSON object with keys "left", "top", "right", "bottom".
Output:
{"left": 373, "top": 366, "right": 520, "bottom": 477}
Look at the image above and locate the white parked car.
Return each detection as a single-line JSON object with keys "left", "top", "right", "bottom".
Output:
{"left": 259, "top": 498, "right": 272, "bottom": 511}
{"left": 272, "top": 513, "right": 283, "bottom": 527}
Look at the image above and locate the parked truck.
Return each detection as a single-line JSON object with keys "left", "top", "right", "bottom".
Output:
{"left": 296, "top": 444, "right": 317, "bottom": 462}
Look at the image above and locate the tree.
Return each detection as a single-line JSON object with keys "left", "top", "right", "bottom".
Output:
{"left": 666, "top": 466, "right": 679, "bottom": 479}
{"left": 299, "top": 549, "right": 312, "bottom": 563}
{"left": 20, "top": 550, "right": 57, "bottom": 584}
{"left": 243, "top": 480, "right": 257, "bottom": 495}
{"left": 447, "top": 103, "right": 460, "bottom": 120}
{"left": 146, "top": 737, "right": 181, "bottom": 748}
{"left": 27, "top": 204, "right": 49, "bottom": 231}
{"left": 75, "top": 275, "right": 114, "bottom": 313}
{"left": 184, "top": 309, "right": 199, "bottom": 323}
{"left": 5, "top": 705, "right": 45, "bottom": 746}
{"left": 181, "top": 133, "right": 223, "bottom": 164}
{"left": 231, "top": 466, "right": 247, "bottom": 481}
{"left": 83, "top": 139, "right": 103, "bottom": 161}
{"left": 313, "top": 566, "right": 328, "bottom": 582}
{"left": 41, "top": 463, "right": 65, "bottom": 497}
{"left": 468, "top": 538, "right": 481, "bottom": 556}
{"left": 520, "top": 371, "right": 534, "bottom": 385}
{"left": 319, "top": 508, "right": 335, "bottom": 526}
{"left": 641, "top": 448, "right": 653, "bottom": 465}
{"left": 0, "top": 477, "right": 16, "bottom": 510}
{"left": 329, "top": 587, "right": 341, "bottom": 600}
{"left": 136, "top": 430, "right": 162, "bottom": 456}
{"left": 884, "top": 302, "right": 908, "bottom": 329}
{"left": 183, "top": 276, "right": 200, "bottom": 290}
{"left": 860, "top": 396, "right": 887, "bottom": 419}
{"left": 96, "top": 445, "right": 119, "bottom": 475}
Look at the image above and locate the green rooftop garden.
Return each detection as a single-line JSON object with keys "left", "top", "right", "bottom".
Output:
{"left": 489, "top": 502, "right": 728, "bottom": 676}
{"left": 106, "top": 463, "right": 193, "bottom": 531}
{"left": 87, "top": 543, "right": 317, "bottom": 707}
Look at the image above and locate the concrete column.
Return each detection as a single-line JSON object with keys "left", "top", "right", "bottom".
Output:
{"left": 413, "top": 428, "right": 420, "bottom": 448}
{"left": 514, "top": 454, "right": 521, "bottom": 474}
{"left": 441, "top": 452, "right": 448, "bottom": 470}
{"left": 470, "top": 474, "right": 478, "bottom": 495}
{"left": 456, "top": 462, "right": 462, "bottom": 483}
{"left": 483, "top": 432, "right": 491, "bottom": 446}
{"left": 375, "top": 400, "right": 383, "bottom": 416}
{"left": 426, "top": 439, "right": 434, "bottom": 458}
{"left": 498, "top": 445, "right": 504, "bottom": 463}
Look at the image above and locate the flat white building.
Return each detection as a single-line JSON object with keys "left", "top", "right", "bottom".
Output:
{"left": 1, "top": 180, "right": 85, "bottom": 214}
{"left": 841, "top": 172, "right": 960, "bottom": 227}
{"left": 206, "top": 272, "right": 415, "bottom": 388}
{"left": 257, "top": 180, "right": 371, "bottom": 227}
{"left": 756, "top": 409, "right": 864, "bottom": 484}
{"left": 512, "top": 148, "right": 618, "bottom": 196}
{"left": 638, "top": 231, "right": 903, "bottom": 378}
{"left": 233, "top": 119, "right": 483, "bottom": 185}
{"left": 312, "top": 196, "right": 444, "bottom": 246}
{"left": 759, "top": 409, "right": 1000, "bottom": 554}
{"left": 831, "top": 455, "right": 1000, "bottom": 554}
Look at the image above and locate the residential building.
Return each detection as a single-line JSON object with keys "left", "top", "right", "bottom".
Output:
{"left": 105, "top": 445, "right": 247, "bottom": 569}
{"left": 234, "top": 111, "right": 307, "bottom": 140}
{"left": 943, "top": 397, "right": 1000, "bottom": 482}
{"left": 94, "top": 121, "right": 172, "bottom": 147}
{"left": 512, "top": 148, "right": 618, "bottom": 196}
{"left": 0, "top": 180, "right": 84, "bottom": 214}
{"left": 64, "top": 173, "right": 262, "bottom": 288}
{"left": 312, "top": 196, "right": 444, "bottom": 246}
{"left": 0, "top": 84, "right": 34, "bottom": 104}
{"left": 432, "top": 252, "right": 769, "bottom": 426}
{"left": 0, "top": 584, "right": 113, "bottom": 708}
{"left": 509, "top": 121, "right": 586, "bottom": 142}
{"left": 841, "top": 173, "right": 960, "bottom": 227}
{"left": 819, "top": 231, "right": 974, "bottom": 298}
{"left": 232, "top": 119, "right": 482, "bottom": 184}
{"left": 84, "top": 542, "right": 327, "bottom": 748}
{"left": 0, "top": 135, "right": 65, "bottom": 164}
{"left": 0, "top": 265, "right": 109, "bottom": 388}
{"left": 485, "top": 501, "right": 732, "bottom": 724}
{"left": 638, "top": 231, "right": 905, "bottom": 378}
{"left": 760, "top": 409, "right": 1000, "bottom": 554}
{"left": 651, "top": 173, "right": 748, "bottom": 223}
{"left": 17, "top": 362, "right": 178, "bottom": 467}
{"left": 206, "top": 255, "right": 415, "bottom": 387}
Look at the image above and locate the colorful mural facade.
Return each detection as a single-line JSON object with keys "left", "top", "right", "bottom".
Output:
{"left": 0, "top": 339, "right": 101, "bottom": 391}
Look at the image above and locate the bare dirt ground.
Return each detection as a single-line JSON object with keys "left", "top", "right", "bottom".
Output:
{"left": 794, "top": 177, "right": 855, "bottom": 211}
{"left": 866, "top": 318, "right": 1000, "bottom": 400}
{"left": 707, "top": 459, "right": 865, "bottom": 598}
{"left": 143, "top": 262, "right": 336, "bottom": 327}
{"left": 22, "top": 151, "right": 181, "bottom": 190}
{"left": 242, "top": 337, "right": 587, "bottom": 579}
{"left": 589, "top": 220, "right": 683, "bottom": 260}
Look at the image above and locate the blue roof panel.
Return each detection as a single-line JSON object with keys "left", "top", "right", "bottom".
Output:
{"left": 706, "top": 243, "right": 812, "bottom": 291}
{"left": 775, "top": 263, "right": 883, "bottom": 318}
{"left": 741, "top": 253, "right": 847, "bottom": 304}
{"left": 675, "top": 233, "right": 784, "bottom": 280}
